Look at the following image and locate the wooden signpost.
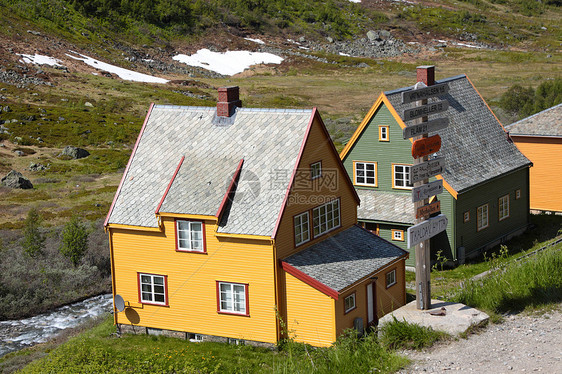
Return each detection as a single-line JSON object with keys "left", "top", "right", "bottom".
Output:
{"left": 403, "top": 118, "right": 449, "bottom": 140}
{"left": 410, "top": 157, "right": 445, "bottom": 184}
{"left": 403, "top": 100, "right": 449, "bottom": 122}
{"left": 411, "top": 179, "right": 443, "bottom": 203}
{"left": 402, "top": 73, "right": 450, "bottom": 311}
{"left": 407, "top": 214, "right": 448, "bottom": 248}
{"left": 411, "top": 134, "right": 441, "bottom": 159}
{"left": 416, "top": 200, "right": 441, "bottom": 219}
{"left": 402, "top": 82, "right": 450, "bottom": 104}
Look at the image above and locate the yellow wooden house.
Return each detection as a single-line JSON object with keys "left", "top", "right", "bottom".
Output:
{"left": 104, "top": 87, "right": 408, "bottom": 347}
{"left": 506, "top": 104, "right": 562, "bottom": 212}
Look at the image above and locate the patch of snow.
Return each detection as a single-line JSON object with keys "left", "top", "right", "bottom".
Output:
{"left": 454, "top": 42, "right": 483, "bottom": 49}
{"left": 244, "top": 38, "right": 265, "bottom": 45}
{"left": 339, "top": 52, "right": 351, "bottom": 57}
{"left": 65, "top": 51, "right": 168, "bottom": 83}
{"left": 299, "top": 46, "right": 310, "bottom": 50}
{"left": 173, "top": 49, "right": 283, "bottom": 76}
{"left": 18, "top": 53, "right": 64, "bottom": 67}
{"left": 349, "top": 0, "right": 361, "bottom": 3}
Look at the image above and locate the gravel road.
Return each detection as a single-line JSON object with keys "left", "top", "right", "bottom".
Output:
{"left": 398, "top": 304, "right": 562, "bottom": 373}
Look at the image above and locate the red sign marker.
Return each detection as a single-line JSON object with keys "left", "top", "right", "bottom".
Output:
{"left": 412, "top": 134, "right": 441, "bottom": 159}
{"left": 416, "top": 200, "right": 441, "bottom": 219}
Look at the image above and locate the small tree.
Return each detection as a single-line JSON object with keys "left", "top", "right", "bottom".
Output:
{"left": 59, "top": 216, "right": 89, "bottom": 266}
{"left": 21, "top": 208, "right": 45, "bottom": 257}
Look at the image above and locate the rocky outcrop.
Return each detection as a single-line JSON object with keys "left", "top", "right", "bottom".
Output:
{"left": 61, "top": 146, "right": 90, "bottom": 159}
{"left": 1, "top": 170, "right": 33, "bottom": 189}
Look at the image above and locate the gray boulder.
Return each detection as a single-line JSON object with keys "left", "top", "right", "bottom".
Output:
{"left": 1, "top": 170, "right": 33, "bottom": 189}
{"left": 367, "top": 30, "right": 380, "bottom": 42}
{"left": 61, "top": 146, "right": 90, "bottom": 159}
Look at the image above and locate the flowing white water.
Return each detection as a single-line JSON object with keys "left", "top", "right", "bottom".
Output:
{"left": 0, "top": 294, "right": 112, "bottom": 357}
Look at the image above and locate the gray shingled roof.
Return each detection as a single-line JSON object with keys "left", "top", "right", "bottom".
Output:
{"left": 283, "top": 225, "right": 408, "bottom": 292}
{"left": 385, "top": 75, "right": 531, "bottom": 193}
{"left": 107, "top": 105, "right": 313, "bottom": 236}
{"left": 505, "top": 104, "right": 562, "bottom": 137}
{"left": 357, "top": 189, "right": 414, "bottom": 224}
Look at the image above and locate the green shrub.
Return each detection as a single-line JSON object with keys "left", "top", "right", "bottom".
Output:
{"left": 21, "top": 208, "right": 45, "bottom": 257}
{"left": 59, "top": 216, "right": 89, "bottom": 266}
{"left": 500, "top": 78, "right": 562, "bottom": 119}
{"left": 379, "top": 317, "right": 449, "bottom": 350}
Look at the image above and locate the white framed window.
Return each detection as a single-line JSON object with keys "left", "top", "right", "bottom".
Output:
{"left": 344, "top": 293, "right": 356, "bottom": 314}
{"left": 310, "top": 161, "right": 322, "bottom": 180}
{"left": 313, "top": 199, "right": 340, "bottom": 237}
{"left": 477, "top": 204, "right": 489, "bottom": 231}
{"left": 386, "top": 269, "right": 396, "bottom": 288}
{"left": 499, "top": 194, "right": 510, "bottom": 221}
{"left": 379, "top": 126, "right": 389, "bottom": 141}
{"left": 176, "top": 220, "right": 205, "bottom": 252}
{"left": 294, "top": 212, "right": 310, "bottom": 246}
{"left": 139, "top": 273, "right": 167, "bottom": 305}
{"left": 463, "top": 211, "right": 470, "bottom": 223}
{"left": 392, "top": 229, "right": 404, "bottom": 241}
{"left": 354, "top": 161, "right": 377, "bottom": 186}
{"left": 217, "top": 282, "right": 248, "bottom": 316}
{"left": 515, "top": 189, "right": 521, "bottom": 200}
{"left": 393, "top": 164, "right": 413, "bottom": 189}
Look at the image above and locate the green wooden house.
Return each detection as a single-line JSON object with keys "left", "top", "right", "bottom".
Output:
{"left": 340, "top": 67, "right": 532, "bottom": 266}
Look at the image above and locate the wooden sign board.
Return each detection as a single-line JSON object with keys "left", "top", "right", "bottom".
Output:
{"left": 412, "top": 134, "right": 441, "bottom": 159}
{"left": 410, "top": 157, "right": 445, "bottom": 184}
{"left": 403, "top": 100, "right": 449, "bottom": 122}
{"left": 407, "top": 214, "right": 448, "bottom": 248}
{"left": 403, "top": 118, "right": 449, "bottom": 140}
{"left": 416, "top": 200, "right": 441, "bottom": 219}
{"left": 412, "top": 179, "right": 443, "bottom": 203}
{"left": 402, "top": 83, "right": 450, "bottom": 104}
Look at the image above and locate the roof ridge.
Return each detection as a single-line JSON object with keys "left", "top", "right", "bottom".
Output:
{"left": 384, "top": 74, "right": 468, "bottom": 96}
{"left": 152, "top": 104, "right": 313, "bottom": 114}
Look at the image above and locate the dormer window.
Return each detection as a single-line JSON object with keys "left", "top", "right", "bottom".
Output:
{"left": 176, "top": 220, "right": 205, "bottom": 252}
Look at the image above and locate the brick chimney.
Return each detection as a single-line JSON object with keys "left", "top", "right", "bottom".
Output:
{"left": 417, "top": 65, "right": 435, "bottom": 86}
{"left": 217, "top": 86, "right": 242, "bottom": 117}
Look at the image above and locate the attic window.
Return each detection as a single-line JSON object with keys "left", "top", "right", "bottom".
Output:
{"left": 310, "top": 161, "right": 322, "bottom": 180}
{"left": 176, "top": 220, "right": 205, "bottom": 253}
{"left": 379, "top": 126, "right": 389, "bottom": 141}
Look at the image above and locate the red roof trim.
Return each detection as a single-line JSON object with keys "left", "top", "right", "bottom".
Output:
{"left": 104, "top": 103, "right": 155, "bottom": 227}
{"left": 271, "top": 108, "right": 317, "bottom": 239}
{"left": 281, "top": 261, "right": 339, "bottom": 300}
{"left": 155, "top": 155, "right": 185, "bottom": 214}
{"left": 216, "top": 158, "right": 244, "bottom": 220}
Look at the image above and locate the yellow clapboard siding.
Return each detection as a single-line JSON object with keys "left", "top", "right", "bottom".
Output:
{"left": 512, "top": 137, "right": 562, "bottom": 212}
{"left": 275, "top": 116, "right": 358, "bottom": 260}
{"left": 111, "top": 217, "right": 278, "bottom": 343}
{"left": 285, "top": 272, "right": 335, "bottom": 347}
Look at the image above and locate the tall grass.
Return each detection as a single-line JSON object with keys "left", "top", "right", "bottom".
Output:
{"left": 15, "top": 320, "right": 408, "bottom": 374}
{"left": 453, "top": 246, "right": 562, "bottom": 315}
{"left": 378, "top": 317, "right": 449, "bottom": 351}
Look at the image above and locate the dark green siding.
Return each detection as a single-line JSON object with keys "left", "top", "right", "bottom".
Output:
{"left": 342, "top": 104, "right": 413, "bottom": 192}
{"left": 455, "top": 168, "right": 529, "bottom": 258}
{"left": 343, "top": 102, "right": 529, "bottom": 266}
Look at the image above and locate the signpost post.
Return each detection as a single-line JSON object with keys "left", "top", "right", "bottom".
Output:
{"left": 402, "top": 71, "right": 450, "bottom": 310}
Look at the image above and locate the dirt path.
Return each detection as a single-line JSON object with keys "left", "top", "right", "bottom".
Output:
{"left": 398, "top": 305, "right": 562, "bottom": 373}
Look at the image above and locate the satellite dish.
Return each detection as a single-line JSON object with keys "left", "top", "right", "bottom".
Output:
{"left": 114, "top": 294, "right": 125, "bottom": 312}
